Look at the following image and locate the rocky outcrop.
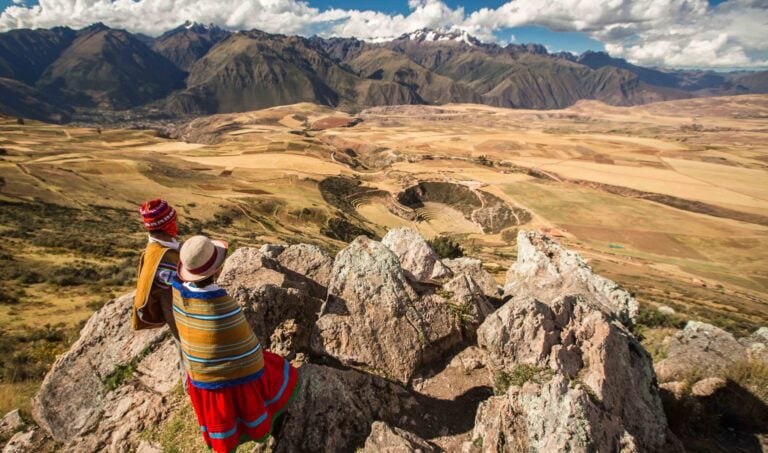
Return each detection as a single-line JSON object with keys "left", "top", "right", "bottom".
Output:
{"left": 441, "top": 257, "right": 501, "bottom": 301}
{"left": 506, "top": 231, "right": 638, "bottom": 324}
{"left": 382, "top": 228, "right": 452, "bottom": 282}
{"left": 442, "top": 274, "right": 495, "bottom": 341}
{"left": 468, "top": 374, "right": 616, "bottom": 452}
{"left": 474, "top": 296, "right": 677, "bottom": 452}
{"left": 31, "top": 293, "right": 175, "bottom": 447}
{"left": 469, "top": 231, "right": 678, "bottom": 452}
{"left": 652, "top": 321, "right": 768, "bottom": 446}
{"left": 311, "top": 236, "right": 463, "bottom": 383}
{"left": 28, "top": 229, "right": 697, "bottom": 453}
{"left": 362, "top": 422, "right": 437, "bottom": 453}
{"left": 275, "top": 364, "right": 419, "bottom": 452}
{"left": 2, "top": 429, "right": 40, "bottom": 453}
{"left": 219, "top": 246, "right": 326, "bottom": 358}
{"left": 654, "top": 321, "right": 750, "bottom": 382}
{"left": 0, "top": 410, "right": 23, "bottom": 440}
{"left": 740, "top": 326, "right": 768, "bottom": 362}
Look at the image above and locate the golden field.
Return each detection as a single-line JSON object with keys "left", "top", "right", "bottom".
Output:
{"left": 0, "top": 95, "right": 767, "bottom": 405}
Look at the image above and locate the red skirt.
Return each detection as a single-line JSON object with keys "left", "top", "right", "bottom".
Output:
{"left": 187, "top": 350, "right": 300, "bottom": 453}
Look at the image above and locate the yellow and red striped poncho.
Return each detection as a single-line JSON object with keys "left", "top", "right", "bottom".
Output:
{"left": 171, "top": 280, "right": 264, "bottom": 389}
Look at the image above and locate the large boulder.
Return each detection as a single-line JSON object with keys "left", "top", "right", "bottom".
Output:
{"left": 467, "top": 375, "right": 609, "bottom": 452}
{"left": 740, "top": 326, "right": 768, "bottom": 362}
{"left": 259, "top": 243, "right": 334, "bottom": 298}
{"left": 274, "top": 364, "right": 420, "bottom": 452}
{"left": 312, "top": 236, "right": 463, "bottom": 384}
{"left": 32, "top": 293, "right": 176, "bottom": 446}
{"left": 382, "top": 228, "right": 452, "bottom": 282}
{"left": 654, "top": 321, "right": 749, "bottom": 383}
{"left": 442, "top": 257, "right": 501, "bottom": 301}
{"left": 219, "top": 247, "right": 324, "bottom": 359}
{"left": 441, "top": 273, "right": 495, "bottom": 341}
{"left": 0, "top": 410, "right": 24, "bottom": 441}
{"left": 475, "top": 295, "right": 676, "bottom": 451}
{"left": 506, "top": 231, "right": 638, "bottom": 324}
{"left": 362, "top": 422, "right": 437, "bottom": 453}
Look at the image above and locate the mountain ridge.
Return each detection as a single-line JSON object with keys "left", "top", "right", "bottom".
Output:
{"left": 0, "top": 23, "right": 765, "bottom": 123}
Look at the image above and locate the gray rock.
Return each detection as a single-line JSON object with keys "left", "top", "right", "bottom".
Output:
{"left": 382, "top": 228, "right": 452, "bottom": 282}
{"left": 740, "top": 326, "right": 768, "bottom": 362}
{"left": 2, "top": 429, "right": 37, "bottom": 453}
{"left": 475, "top": 294, "right": 678, "bottom": 452}
{"left": 219, "top": 247, "right": 324, "bottom": 359}
{"left": 442, "top": 257, "right": 501, "bottom": 300}
{"left": 274, "top": 364, "right": 419, "bottom": 452}
{"left": 441, "top": 274, "right": 495, "bottom": 341}
{"left": 657, "top": 305, "right": 676, "bottom": 316}
{"left": 274, "top": 244, "right": 334, "bottom": 294}
{"left": 312, "top": 236, "right": 462, "bottom": 384}
{"left": 362, "top": 421, "right": 437, "bottom": 453}
{"left": 218, "top": 247, "right": 285, "bottom": 290}
{"left": 32, "top": 293, "right": 173, "bottom": 444}
{"left": 505, "top": 231, "right": 638, "bottom": 324}
{"left": 67, "top": 384, "right": 169, "bottom": 452}
{"left": 258, "top": 243, "right": 286, "bottom": 259}
{"left": 655, "top": 321, "right": 748, "bottom": 383}
{"left": 0, "top": 410, "right": 23, "bottom": 439}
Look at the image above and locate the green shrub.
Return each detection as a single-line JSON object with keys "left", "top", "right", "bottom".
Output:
{"left": 494, "top": 364, "right": 553, "bottom": 395}
{"left": 428, "top": 236, "right": 464, "bottom": 259}
{"left": 635, "top": 305, "right": 686, "bottom": 330}
{"left": 0, "top": 290, "right": 21, "bottom": 305}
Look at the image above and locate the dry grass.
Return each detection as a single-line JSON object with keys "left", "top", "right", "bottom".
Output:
{"left": 0, "top": 381, "right": 40, "bottom": 415}
{"left": 1, "top": 96, "right": 767, "bottom": 406}
{"left": 142, "top": 390, "right": 265, "bottom": 453}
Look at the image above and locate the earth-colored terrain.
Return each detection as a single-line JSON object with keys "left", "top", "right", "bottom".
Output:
{"left": 0, "top": 95, "right": 767, "bottom": 416}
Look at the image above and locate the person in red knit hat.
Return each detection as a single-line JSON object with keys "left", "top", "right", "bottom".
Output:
{"left": 133, "top": 198, "right": 186, "bottom": 382}
{"left": 173, "top": 235, "right": 299, "bottom": 451}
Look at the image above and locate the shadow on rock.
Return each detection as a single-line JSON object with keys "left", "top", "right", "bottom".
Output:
{"left": 407, "top": 386, "right": 494, "bottom": 440}
{"left": 661, "top": 380, "right": 768, "bottom": 452}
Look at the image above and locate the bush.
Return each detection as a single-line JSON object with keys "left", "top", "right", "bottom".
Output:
{"left": 635, "top": 305, "right": 686, "bottom": 330}
{"left": 428, "top": 236, "right": 464, "bottom": 259}
{"left": 494, "top": 365, "right": 553, "bottom": 395}
{"left": 18, "top": 271, "right": 45, "bottom": 284}
{"left": 0, "top": 290, "right": 21, "bottom": 305}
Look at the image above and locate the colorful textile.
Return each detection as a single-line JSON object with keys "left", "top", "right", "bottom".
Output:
{"left": 139, "top": 198, "right": 177, "bottom": 235}
{"left": 133, "top": 241, "right": 179, "bottom": 330}
{"left": 148, "top": 238, "right": 180, "bottom": 289}
{"left": 188, "top": 350, "right": 299, "bottom": 453}
{"left": 171, "top": 280, "right": 265, "bottom": 389}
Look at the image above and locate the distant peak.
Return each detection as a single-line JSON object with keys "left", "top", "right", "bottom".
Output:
{"left": 82, "top": 22, "right": 109, "bottom": 32}
{"left": 174, "top": 20, "right": 221, "bottom": 33}
{"left": 397, "top": 28, "right": 481, "bottom": 46}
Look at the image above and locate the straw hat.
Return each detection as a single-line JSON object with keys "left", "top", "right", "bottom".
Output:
{"left": 177, "top": 235, "right": 228, "bottom": 283}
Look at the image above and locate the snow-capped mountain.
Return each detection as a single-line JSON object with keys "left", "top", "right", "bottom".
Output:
{"left": 397, "top": 28, "right": 482, "bottom": 46}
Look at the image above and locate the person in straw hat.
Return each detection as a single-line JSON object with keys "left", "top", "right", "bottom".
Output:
{"left": 172, "top": 235, "right": 299, "bottom": 452}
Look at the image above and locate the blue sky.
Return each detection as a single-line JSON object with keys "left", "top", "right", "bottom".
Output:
{"left": 0, "top": 0, "right": 765, "bottom": 68}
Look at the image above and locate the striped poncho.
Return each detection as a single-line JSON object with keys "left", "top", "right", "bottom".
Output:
{"left": 171, "top": 280, "right": 264, "bottom": 389}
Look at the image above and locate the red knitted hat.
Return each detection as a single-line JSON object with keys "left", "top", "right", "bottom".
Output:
{"left": 139, "top": 199, "right": 177, "bottom": 231}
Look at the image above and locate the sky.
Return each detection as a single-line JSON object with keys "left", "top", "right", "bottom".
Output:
{"left": 0, "top": 0, "right": 766, "bottom": 69}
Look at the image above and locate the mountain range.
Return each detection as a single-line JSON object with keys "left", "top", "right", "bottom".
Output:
{"left": 0, "top": 22, "right": 766, "bottom": 123}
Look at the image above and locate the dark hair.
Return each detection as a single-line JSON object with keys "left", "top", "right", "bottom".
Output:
{"left": 192, "top": 275, "right": 216, "bottom": 288}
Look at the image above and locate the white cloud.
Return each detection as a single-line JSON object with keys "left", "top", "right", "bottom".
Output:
{"left": 0, "top": 0, "right": 766, "bottom": 68}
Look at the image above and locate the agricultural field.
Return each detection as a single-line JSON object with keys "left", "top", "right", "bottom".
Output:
{"left": 1, "top": 95, "right": 767, "bottom": 412}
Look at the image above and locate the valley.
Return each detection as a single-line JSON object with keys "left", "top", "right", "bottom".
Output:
{"left": 0, "top": 95, "right": 767, "bottom": 420}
